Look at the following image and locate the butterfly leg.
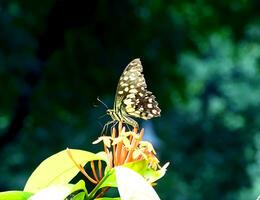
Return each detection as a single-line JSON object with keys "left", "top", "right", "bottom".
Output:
{"left": 110, "top": 121, "right": 118, "bottom": 135}
{"left": 125, "top": 123, "right": 132, "bottom": 132}
{"left": 102, "top": 120, "right": 116, "bottom": 135}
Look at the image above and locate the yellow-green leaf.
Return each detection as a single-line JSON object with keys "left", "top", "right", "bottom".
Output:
{"left": 70, "top": 180, "right": 87, "bottom": 194}
{"left": 97, "top": 160, "right": 152, "bottom": 189}
{"left": 29, "top": 180, "right": 87, "bottom": 200}
{"left": 0, "top": 191, "right": 32, "bottom": 200}
{"left": 24, "top": 149, "right": 107, "bottom": 193}
{"left": 143, "top": 162, "right": 170, "bottom": 184}
{"left": 95, "top": 198, "right": 121, "bottom": 200}
{"left": 29, "top": 184, "right": 73, "bottom": 200}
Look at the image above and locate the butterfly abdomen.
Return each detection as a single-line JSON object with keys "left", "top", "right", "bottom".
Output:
{"left": 107, "top": 109, "right": 139, "bottom": 128}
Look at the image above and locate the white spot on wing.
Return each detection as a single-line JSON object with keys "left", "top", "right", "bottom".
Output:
{"left": 127, "top": 93, "right": 135, "bottom": 99}
{"left": 148, "top": 113, "right": 154, "bottom": 118}
{"left": 129, "top": 89, "right": 138, "bottom": 94}
{"left": 152, "top": 109, "right": 157, "bottom": 114}
{"left": 130, "top": 76, "right": 136, "bottom": 81}
{"left": 126, "top": 107, "right": 135, "bottom": 113}
{"left": 124, "top": 99, "right": 133, "bottom": 105}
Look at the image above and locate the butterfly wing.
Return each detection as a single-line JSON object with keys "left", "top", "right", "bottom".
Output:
{"left": 114, "top": 58, "right": 161, "bottom": 120}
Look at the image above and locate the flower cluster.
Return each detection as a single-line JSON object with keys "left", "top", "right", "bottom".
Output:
{"left": 93, "top": 123, "right": 160, "bottom": 170}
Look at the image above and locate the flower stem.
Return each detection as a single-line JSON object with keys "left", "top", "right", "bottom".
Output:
{"left": 88, "top": 169, "right": 113, "bottom": 199}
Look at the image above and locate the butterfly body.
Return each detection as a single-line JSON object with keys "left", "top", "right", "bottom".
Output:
{"left": 107, "top": 109, "right": 139, "bottom": 128}
{"left": 107, "top": 58, "right": 161, "bottom": 128}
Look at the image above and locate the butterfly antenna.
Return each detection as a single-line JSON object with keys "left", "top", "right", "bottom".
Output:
{"left": 98, "top": 113, "right": 107, "bottom": 119}
{"left": 97, "top": 121, "right": 103, "bottom": 129}
{"left": 97, "top": 97, "right": 109, "bottom": 109}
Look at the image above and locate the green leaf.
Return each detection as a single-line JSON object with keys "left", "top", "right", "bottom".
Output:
{"left": 125, "top": 160, "right": 170, "bottom": 184}
{"left": 143, "top": 162, "right": 170, "bottom": 183}
{"left": 29, "top": 184, "right": 73, "bottom": 200}
{"left": 97, "top": 168, "right": 117, "bottom": 188}
{"left": 71, "top": 180, "right": 87, "bottom": 193}
{"left": 0, "top": 191, "right": 32, "bottom": 200}
{"left": 29, "top": 180, "right": 87, "bottom": 200}
{"left": 69, "top": 192, "right": 86, "bottom": 200}
{"left": 115, "top": 166, "right": 160, "bottom": 200}
{"left": 66, "top": 180, "right": 87, "bottom": 199}
{"left": 95, "top": 198, "right": 120, "bottom": 200}
{"left": 124, "top": 160, "right": 149, "bottom": 175}
{"left": 87, "top": 169, "right": 115, "bottom": 199}
{"left": 96, "top": 160, "right": 148, "bottom": 189}
{"left": 24, "top": 149, "right": 107, "bottom": 193}
{"left": 94, "top": 160, "right": 156, "bottom": 190}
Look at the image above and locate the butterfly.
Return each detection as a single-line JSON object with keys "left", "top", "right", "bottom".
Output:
{"left": 106, "top": 58, "right": 161, "bottom": 129}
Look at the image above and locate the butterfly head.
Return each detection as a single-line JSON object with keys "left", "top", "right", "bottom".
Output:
{"left": 106, "top": 109, "right": 120, "bottom": 122}
{"left": 106, "top": 109, "right": 113, "bottom": 116}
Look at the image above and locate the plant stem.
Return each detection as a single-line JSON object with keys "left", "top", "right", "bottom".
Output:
{"left": 88, "top": 169, "right": 112, "bottom": 199}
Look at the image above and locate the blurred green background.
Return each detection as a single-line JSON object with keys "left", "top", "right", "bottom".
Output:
{"left": 0, "top": 0, "right": 260, "bottom": 199}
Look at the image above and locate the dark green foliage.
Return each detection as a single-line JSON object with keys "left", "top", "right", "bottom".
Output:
{"left": 0, "top": 0, "right": 259, "bottom": 199}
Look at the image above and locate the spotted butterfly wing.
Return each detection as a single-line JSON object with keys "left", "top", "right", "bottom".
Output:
{"left": 107, "top": 58, "right": 160, "bottom": 128}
